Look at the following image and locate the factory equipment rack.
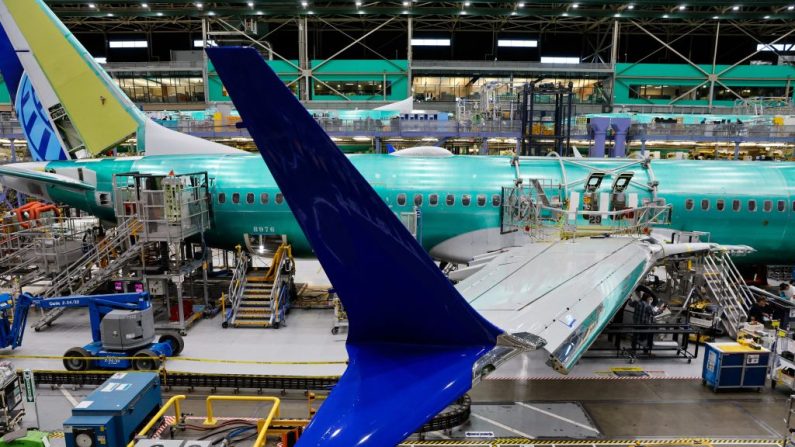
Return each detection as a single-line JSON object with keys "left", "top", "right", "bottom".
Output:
{"left": 113, "top": 171, "right": 213, "bottom": 334}
{"left": 519, "top": 82, "right": 574, "bottom": 156}
{"left": 330, "top": 292, "right": 348, "bottom": 335}
{"left": 770, "top": 329, "right": 795, "bottom": 391}
{"left": 586, "top": 321, "right": 699, "bottom": 364}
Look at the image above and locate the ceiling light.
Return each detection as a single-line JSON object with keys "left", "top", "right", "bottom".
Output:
{"left": 562, "top": 12, "right": 568, "bottom": 16}
{"left": 141, "top": 3, "right": 148, "bottom": 7}
{"left": 196, "top": 2, "right": 203, "bottom": 8}
{"left": 712, "top": 15, "right": 719, "bottom": 19}
{"left": 732, "top": 5, "right": 739, "bottom": 10}
{"left": 571, "top": 3, "right": 579, "bottom": 8}
{"left": 678, "top": 5, "right": 686, "bottom": 10}
{"left": 247, "top": 1, "right": 254, "bottom": 7}
{"left": 256, "top": 10, "right": 264, "bottom": 14}
{"left": 627, "top": 4, "right": 634, "bottom": 9}
{"left": 663, "top": 13, "right": 669, "bottom": 17}
{"left": 789, "top": 5, "right": 795, "bottom": 10}
{"left": 88, "top": 3, "right": 96, "bottom": 7}
{"left": 301, "top": 1, "right": 308, "bottom": 7}
{"left": 156, "top": 11, "right": 163, "bottom": 16}
{"left": 460, "top": 10, "right": 467, "bottom": 14}
{"left": 355, "top": 0, "right": 362, "bottom": 5}
{"left": 464, "top": 1, "right": 471, "bottom": 5}
{"left": 357, "top": 9, "right": 365, "bottom": 14}
{"left": 614, "top": 12, "right": 620, "bottom": 17}
{"left": 106, "top": 12, "right": 113, "bottom": 16}
{"left": 207, "top": 10, "right": 215, "bottom": 15}
{"left": 764, "top": 15, "right": 771, "bottom": 19}
{"left": 403, "top": 0, "right": 410, "bottom": 5}
{"left": 511, "top": 11, "right": 517, "bottom": 15}
{"left": 518, "top": 2, "right": 525, "bottom": 7}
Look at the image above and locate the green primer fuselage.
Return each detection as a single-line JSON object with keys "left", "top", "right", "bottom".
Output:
{"left": 43, "top": 155, "right": 795, "bottom": 264}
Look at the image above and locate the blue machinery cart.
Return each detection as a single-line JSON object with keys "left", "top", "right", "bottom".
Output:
{"left": 702, "top": 342, "right": 770, "bottom": 391}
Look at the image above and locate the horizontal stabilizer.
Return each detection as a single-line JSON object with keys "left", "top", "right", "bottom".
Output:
{"left": 207, "top": 47, "right": 504, "bottom": 446}
{"left": 0, "top": 163, "right": 93, "bottom": 201}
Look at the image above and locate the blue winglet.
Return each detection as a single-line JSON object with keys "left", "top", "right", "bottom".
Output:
{"left": 0, "top": 24, "right": 23, "bottom": 102}
{"left": 207, "top": 47, "right": 503, "bottom": 446}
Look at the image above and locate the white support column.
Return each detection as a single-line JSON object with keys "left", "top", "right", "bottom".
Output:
{"left": 407, "top": 16, "right": 413, "bottom": 99}
{"left": 298, "top": 17, "right": 310, "bottom": 101}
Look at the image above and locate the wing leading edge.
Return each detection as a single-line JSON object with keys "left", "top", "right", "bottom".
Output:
{"left": 206, "top": 47, "right": 522, "bottom": 446}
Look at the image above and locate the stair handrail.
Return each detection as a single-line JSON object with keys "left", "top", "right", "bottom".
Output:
{"left": 268, "top": 244, "right": 293, "bottom": 327}
{"left": 225, "top": 248, "right": 250, "bottom": 326}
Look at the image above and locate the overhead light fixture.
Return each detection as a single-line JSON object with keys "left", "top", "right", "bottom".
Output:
{"left": 247, "top": 1, "right": 254, "bottom": 7}
{"left": 789, "top": 5, "right": 795, "bottom": 10}
{"left": 141, "top": 3, "right": 148, "bottom": 7}
{"left": 562, "top": 12, "right": 568, "bottom": 16}
{"left": 460, "top": 10, "right": 467, "bottom": 14}
{"left": 678, "top": 4, "right": 686, "bottom": 10}
{"left": 498, "top": 39, "right": 538, "bottom": 47}
{"left": 208, "top": 10, "right": 215, "bottom": 15}
{"left": 355, "top": 0, "right": 362, "bottom": 5}
{"left": 732, "top": 5, "right": 740, "bottom": 10}
{"left": 627, "top": 4, "right": 634, "bottom": 9}
{"left": 663, "top": 13, "right": 669, "bottom": 17}
{"left": 156, "top": 11, "right": 163, "bottom": 16}
{"left": 403, "top": 0, "right": 409, "bottom": 5}
{"left": 88, "top": 3, "right": 96, "bottom": 8}
{"left": 764, "top": 15, "right": 771, "bottom": 19}
{"left": 712, "top": 15, "right": 719, "bottom": 19}
{"left": 464, "top": 1, "right": 471, "bottom": 6}
{"left": 256, "top": 10, "right": 264, "bottom": 14}
{"left": 196, "top": 2, "right": 203, "bottom": 8}
{"left": 411, "top": 38, "right": 451, "bottom": 46}
{"left": 571, "top": 3, "right": 579, "bottom": 8}
{"left": 511, "top": 10, "right": 517, "bottom": 15}
{"left": 518, "top": 2, "right": 525, "bottom": 7}
{"left": 614, "top": 12, "right": 620, "bottom": 17}
{"left": 106, "top": 12, "right": 113, "bottom": 16}
{"left": 301, "top": 1, "right": 308, "bottom": 7}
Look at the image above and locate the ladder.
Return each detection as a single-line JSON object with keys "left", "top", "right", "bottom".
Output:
{"left": 33, "top": 218, "right": 147, "bottom": 331}
{"left": 225, "top": 243, "right": 294, "bottom": 329}
{"left": 701, "top": 248, "right": 755, "bottom": 338}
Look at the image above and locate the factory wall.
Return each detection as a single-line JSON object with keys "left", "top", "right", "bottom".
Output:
{"left": 207, "top": 59, "right": 409, "bottom": 102}
{"left": 614, "top": 63, "right": 795, "bottom": 106}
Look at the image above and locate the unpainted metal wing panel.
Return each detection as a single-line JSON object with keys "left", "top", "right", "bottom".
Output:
{"left": 458, "top": 237, "right": 656, "bottom": 373}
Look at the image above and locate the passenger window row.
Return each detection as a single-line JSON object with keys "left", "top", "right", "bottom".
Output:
{"left": 216, "top": 192, "right": 284, "bottom": 205}
{"left": 395, "top": 193, "right": 502, "bottom": 208}
{"left": 685, "top": 198, "right": 790, "bottom": 213}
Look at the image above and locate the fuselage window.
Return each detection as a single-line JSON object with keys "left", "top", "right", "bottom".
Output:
{"left": 764, "top": 200, "right": 773, "bottom": 212}
{"left": 275, "top": 193, "right": 284, "bottom": 205}
{"left": 700, "top": 199, "right": 709, "bottom": 211}
{"left": 748, "top": 200, "right": 757, "bottom": 212}
{"left": 429, "top": 194, "right": 439, "bottom": 206}
{"left": 414, "top": 194, "right": 423, "bottom": 207}
{"left": 732, "top": 200, "right": 741, "bottom": 212}
{"left": 462, "top": 194, "right": 472, "bottom": 207}
{"left": 778, "top": 200, "right": 786, "bottom": 212}
{"left": 260, "top": 193, "right": 269, "bottom": 205}
{"left": 446, "top": 194, "right": 455, "bottom": 206}
{"left": 246, "top": 193, "right": 255, "bottom": 205}
{"left": 218, "top": 193, "right": 226, "bottom": 204}
{"left": 492, "top": 194, "right": 501, "bottom": 207}
{"left": 685, "top": 199, "right": 694, "bottom": 211}
{"left": 232, "top": 193, "right": 240, "bottom": 204}
{"left": 716, "top": 199, "right": 725, "bottom": 211}
{"left": 477, "top": 194, "right": 486, "bottom": 207}
{"left": 397, "top": 193, "right": 407, "bottom": 206}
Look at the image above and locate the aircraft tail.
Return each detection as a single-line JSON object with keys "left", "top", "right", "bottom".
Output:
{"left": 0, "top": 0, "right": 245, "bottom": 157}
{"left": 207, "top": 47, "right": 520, "bottom": 446}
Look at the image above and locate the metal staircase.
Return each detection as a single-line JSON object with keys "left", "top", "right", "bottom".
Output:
{"left": 701, "top": 248, "right": 755, "bottom": 338}
{"left": 33, "top": 218, "right": 147, "bottom": 331}
{"left": 223, "top": 243, "right": 294, "bottom": 329}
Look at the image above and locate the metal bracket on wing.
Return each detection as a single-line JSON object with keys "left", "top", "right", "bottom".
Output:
{"left": 472, "top": 332, "right": 546, "bottom": 385}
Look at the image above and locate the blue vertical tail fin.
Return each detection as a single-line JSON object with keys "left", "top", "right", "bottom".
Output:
{"left": 207, "top": 47, "right": 505, "bottom": 446}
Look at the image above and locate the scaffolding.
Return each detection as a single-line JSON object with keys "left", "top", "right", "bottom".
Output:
{"left": 113, "top": 171, "right": 213, "bottom": 334}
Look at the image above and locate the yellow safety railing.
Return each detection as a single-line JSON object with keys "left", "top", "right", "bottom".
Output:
{"left": 203, "top": 396, "right": 281, "bottom": 447}
{"left": 126, "top": 395, "right": 186, "bottom": 447}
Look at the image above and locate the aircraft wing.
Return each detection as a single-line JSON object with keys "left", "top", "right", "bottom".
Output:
{"left": 0, "top": 164, "right": 94, "bottom": 200}
{"left": 457, "top": 237, "right": 714, "bottom": 373}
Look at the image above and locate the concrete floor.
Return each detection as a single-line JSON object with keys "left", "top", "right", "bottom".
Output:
{"left": 7, "top": 258, "right": 792, "bottom": 445}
